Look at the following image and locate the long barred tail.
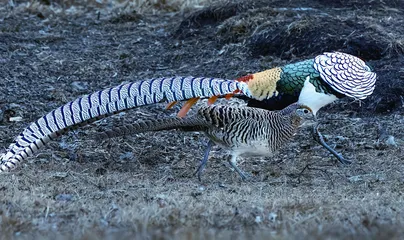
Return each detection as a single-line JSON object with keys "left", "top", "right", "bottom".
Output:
{"left": 94, "top": 117, "right": 205, "bottom": 140}
{"left": 0, "top": 76, "right": 251, "bottom": 172}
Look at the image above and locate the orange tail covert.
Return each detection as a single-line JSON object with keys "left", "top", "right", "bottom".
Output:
{"left": 207, "top": 96, "right": 219, "bottom": 105}
{"left": 177, "top": 97, "right": 200, "bottom": 118}
{"left": 236, "top": 74, "right": 254, "bottom": 82}
{"left": 166, "top": 101, "right": 178, "bottom": 110}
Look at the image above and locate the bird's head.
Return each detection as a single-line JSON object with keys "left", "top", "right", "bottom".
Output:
{"left": 285, "top": 103, "right": 317, "bottom": 128}
{"left": 280, "top": 102, "right": 316, "bottom": 127}
{"left": 295, "top": 105, "right": 316, "bottom": 121}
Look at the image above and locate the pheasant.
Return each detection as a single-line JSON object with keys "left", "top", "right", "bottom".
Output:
{"left": 95, "top": 103, "right": 315, "bottom": 180}
{"left": 172, "top": 51, "right": 376, "bottom": 164}
{"left": 174, "top": 52, "right": 376, "bottom": 116}
{"left": 0, "top": 52, "right": 376, "bottom": 172}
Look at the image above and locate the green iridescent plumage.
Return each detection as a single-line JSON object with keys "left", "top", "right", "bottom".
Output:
{"left": 278, "top": 59, "right": 338, "bottom": 97}
{"left": 248, "top": 58, "right": 344, "bottom": 111}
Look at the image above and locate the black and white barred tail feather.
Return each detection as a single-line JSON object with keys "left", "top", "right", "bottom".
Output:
{"left": 0, "top": 76, "right": 251, "bottom": 172}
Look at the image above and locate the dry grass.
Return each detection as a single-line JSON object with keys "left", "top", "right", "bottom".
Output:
{"left": 0, "top": 0, "right": 403, "bottom": 239}
{"left": 1, "top": 106, "right": 403, "bottom": 239}
{"left": 4, "top": 0, "right": 218, "bottom": 18}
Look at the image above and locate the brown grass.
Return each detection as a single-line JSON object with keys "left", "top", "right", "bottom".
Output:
{"left": 1, "top": 108, "right": 403, "bottom": 239}
{"left": 6, "top": 0, "right": 217, "bottom": 18}
{"left": 0, "top": 0, "right": 403, "bottom": 239}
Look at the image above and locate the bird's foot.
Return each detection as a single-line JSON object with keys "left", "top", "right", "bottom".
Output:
{"left": 194, "top": 140, "right": 213, "bottom": 181}
{"left": 227, "top": 160, "right": 251, "bottom": 181}
{"left": 237, "top": 170, "right": 251, "bottom": 181}
{"left": 193, "top": 163, "right": 205, "bottom": 182}
{"left": 332, "top": 152, "right": 351, "bottom": 165}
{"left": 313, "top": 123, "right": 352, "bottom": 165}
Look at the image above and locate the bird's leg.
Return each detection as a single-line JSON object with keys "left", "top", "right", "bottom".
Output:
{"left": 194, "top": 140, "right": 213, "bottom": 181}
{"left": 312, "top": 122, "right": 352, "bottom": 165}
{"left": 228, "top": 154, "right": 249, "bottom": 181}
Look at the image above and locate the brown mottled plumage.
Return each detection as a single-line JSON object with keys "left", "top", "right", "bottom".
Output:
{"left": 96, "top": 102, "right": 315, "bottom": 180}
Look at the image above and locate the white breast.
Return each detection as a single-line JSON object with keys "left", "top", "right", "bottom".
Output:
{"left": 298, "top": 76, "right": 338, "bottom": 115}
{"left": 231, "top": 141, "right": 273, "bottom": 158}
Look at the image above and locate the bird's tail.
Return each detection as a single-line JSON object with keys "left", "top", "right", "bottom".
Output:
{"left": 1, "top": 76, "right": 247, "bottom": 172}
{"left": 94, "top": 117, "right": 205, "bottom": 140}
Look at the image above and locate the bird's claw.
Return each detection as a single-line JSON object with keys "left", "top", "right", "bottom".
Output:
{"left": 313, "top": 123, "right": 352, "bottom": 165}
{"left": 194, "top": 140, "right": 213, "bottom": 181}
{"left": 238, "top": 171, "right": 253, "bottom": 181}
{"left": 193, "top": 164, "right": 205, "bottom": 182}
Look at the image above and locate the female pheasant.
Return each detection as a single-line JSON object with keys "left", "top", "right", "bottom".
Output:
{"left": 95, "top": 103, "right": 315, "bottom": 180}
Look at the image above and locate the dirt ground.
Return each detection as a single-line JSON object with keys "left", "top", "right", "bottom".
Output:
{"left": 0, "top": 0, "right": 403, "bottom": 239}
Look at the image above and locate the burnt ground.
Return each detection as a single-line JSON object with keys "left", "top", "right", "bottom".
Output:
{"left": 0, "top": 0, "right": 403, "bottom": 239}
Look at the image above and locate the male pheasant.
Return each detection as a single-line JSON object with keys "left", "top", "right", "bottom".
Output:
{"left": 0, "top": 52, "right": 376, "bottom": 172}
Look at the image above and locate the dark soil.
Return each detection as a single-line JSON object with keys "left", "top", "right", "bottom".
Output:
{"left": 0, "top": 0, "right": 403, "bottom": 239}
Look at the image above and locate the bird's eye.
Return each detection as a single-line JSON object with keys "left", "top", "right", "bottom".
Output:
{"left": 364, "top": 64, "right": 373, "bottom": 72}
{"left": 303, "top": 109, "right": 309, "bottom": 114}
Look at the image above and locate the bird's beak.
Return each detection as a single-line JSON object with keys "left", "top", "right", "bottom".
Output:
{"left": 300, "top": 118, "right": 317, "bottom": 128}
